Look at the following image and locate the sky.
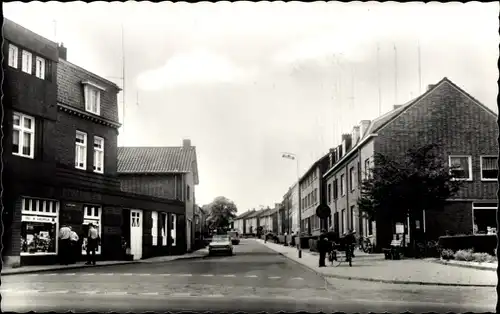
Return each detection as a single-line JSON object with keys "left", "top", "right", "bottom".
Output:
{"left": 5, "top": 1, "right": 498, "bottom": 214}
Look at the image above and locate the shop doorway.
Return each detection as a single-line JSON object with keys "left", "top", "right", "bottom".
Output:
{"left": 130, "top": 209, "right": 143, "bottom": 260}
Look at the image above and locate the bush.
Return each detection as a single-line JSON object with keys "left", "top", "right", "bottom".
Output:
{"left": 471, "top": 252, "right": 496, "bottom": 263}
{"left": 440, "top": 248, "right": 455, "bottom": 260}
{"left": 454, "top": 249, "right": 475, "bottom": 262}
{"left": 438, "top": 234, "right": 497, "bottom": 255}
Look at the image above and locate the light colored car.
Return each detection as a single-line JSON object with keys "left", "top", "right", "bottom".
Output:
{"left": 208, "top": 234, "right": 233, "bottom": 256}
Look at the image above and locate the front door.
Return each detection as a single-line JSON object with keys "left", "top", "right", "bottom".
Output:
{"left": 130, "top": 209, "right": 143, "bottom": 260}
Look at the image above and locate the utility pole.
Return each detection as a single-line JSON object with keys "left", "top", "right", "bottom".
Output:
{"left": 377, "top": 43, "right": 382, "bottom": 115}
{"left": 394, "top": 43, "right": 398, "bottom": 105}
{"left": 121, "top": 24, "right": 126, "bottom": 134}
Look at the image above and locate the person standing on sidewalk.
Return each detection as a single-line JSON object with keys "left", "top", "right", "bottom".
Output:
{"left": 85, "top": 223, "right": 99, "bottom": 265}
{"left": 69, "top": 227, "right": 79, "bottom": 264}
{"left": 318, "top": 230, "right": 328, "bottom": 267}
{"left": 59, "top": 225, "right": 72, "bottom": 265}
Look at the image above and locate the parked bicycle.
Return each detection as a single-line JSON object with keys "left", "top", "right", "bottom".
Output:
{"left": 327, "top": 230, "right": 356, "bottom": 267}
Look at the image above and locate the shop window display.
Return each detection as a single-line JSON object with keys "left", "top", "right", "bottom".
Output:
{"left": 81, "top": 205, "right": 102, "bottom": 255}
{"left": 21, "top": 198, "right": 59, "bottom": 255}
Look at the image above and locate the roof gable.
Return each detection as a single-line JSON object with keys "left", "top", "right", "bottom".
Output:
{"left": 117, "top": 146, "right": 197, "bottom": 178}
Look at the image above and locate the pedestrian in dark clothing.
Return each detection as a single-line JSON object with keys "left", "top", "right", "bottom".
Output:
{"left": 318, "top": 233, "right": 328, "bottom": 267}
{"left": 59, "top": 225, "right": 72, "bottom": 265}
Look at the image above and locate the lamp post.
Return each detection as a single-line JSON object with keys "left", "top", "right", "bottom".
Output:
{"left": 282, "top": 152, "right": 302, "bottom": 258}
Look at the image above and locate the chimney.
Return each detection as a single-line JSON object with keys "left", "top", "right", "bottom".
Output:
{"left": 351, "top": 126, "right": 360, "bottom": 144}
{"left": 393, "top": 104, "right": 402, "bottom": 110}
{"left": 58, "top": 43, "right": 67, "bottom": 61}
{"left": 427, "top": 84, "right": 435, "bottom": 91}
{"left": 182, "top": 139, "right": 191, "bottom": 148}
{"left": 359, "top": 120, "right": 370, "bottom": 137}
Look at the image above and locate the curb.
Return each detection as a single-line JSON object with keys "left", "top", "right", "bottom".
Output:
{"left": 1, "top": 261, "right": 140, "bottom": 276}
{"left": 429, "top": 259, "right": 497, "bottom": 272}
{"left": 260, "top": 242, "right": 496, "bottom": 288}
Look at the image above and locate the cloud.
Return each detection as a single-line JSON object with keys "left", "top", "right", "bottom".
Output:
{"left": 136, "top": 48, "right": 256, "bottom": 90}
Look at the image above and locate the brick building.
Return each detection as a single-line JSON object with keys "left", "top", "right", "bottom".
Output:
{"left": 298, "top": 152, "right": 332, "bottom": 236}
{"left": 2, "top": 19, "right": 186, "bottom": 266}
{"left": 323, "top": 77, "right": 498, "bottom": 251}
{"left": 117, "top": 142, "right": 199, "bottom": 252}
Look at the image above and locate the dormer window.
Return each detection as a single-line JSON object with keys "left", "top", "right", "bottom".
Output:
{"left": 82, "top": 81, "right": 105, "bottom": 115}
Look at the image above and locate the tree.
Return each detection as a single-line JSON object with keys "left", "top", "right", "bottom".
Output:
{"left": 357, "top": 143, "right": 464, "bottom": 251}
{"left": 205, "top": 196, "right": 238, "bottom": 232}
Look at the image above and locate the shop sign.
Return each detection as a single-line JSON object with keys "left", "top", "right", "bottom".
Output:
{"left": 22, "top": 215, "right": 56, "bottom": 224}
{"left": 83, "top": 219, "right": 99, "bottom": 225}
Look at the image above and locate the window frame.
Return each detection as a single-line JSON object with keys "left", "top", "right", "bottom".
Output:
{"left": 480, "top": 155, "right": 498, "bottom": 181}
{"left": 75, "top": 131, "right": 87, "bottom": 170}
{"left": 8, "top": 44, "right": 18, "bottom": 68}
{"left": 12, "top": 112, "right": 35, "bottom": 159}
{"left": 93, "top": 136, "right": 105, "bottom": 174}
{"left": 21, "top": 50, "right": 33, "bottom": 74}
{"left": 151, "top": 211, "right": 158, "bottom": 246}
{"left": 83, "top": 82, "right": 105, "bottom": 115}
{"left": 448, "top": 155, "right": 473, "bottom": 181}
{"left": 349, "top": 167, "right": 355, "bottom": 191}
{"left": 340, "top": 174, "right": 346, "bottom": 196}
{"left": 327, "top": 183, "right": 332, "bottom": 204}
{"left": 35, "top": 56, "right": 46, "bottom": 79}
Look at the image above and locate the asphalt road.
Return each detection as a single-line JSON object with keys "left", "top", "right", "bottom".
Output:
{"left": 1, "top": 239, "right": 496, "bottom": 313}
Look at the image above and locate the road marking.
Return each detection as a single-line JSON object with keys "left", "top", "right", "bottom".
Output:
{"left": 12, "top": 289, "right": 39, "bottom": 294}
{"left": 64, "top": 273, "right": 76, "bottom": 276}
{"left": 103, "top": 273, "right": 114, "bottom": 276}
{"left": 106, "top": 291, "right": 128, "bottom": 295}
{"left": 291, "top": 277, "right": 304, "bottom": 280}
{"left": 223, "top": 274, "right": 236, "bottom": 277}
{"left": 27, "top": 274, "right": 39, "bottom": 277}
{"left": 139, "top": 273, "right": 151, "bottom": 276}
{"left": 82, "top": 273, "right": 95, "bottom": 276}
{"left": 201, "top": 274, "right": 214, "bottom": 277}
{"left": 45, "top": 290, "right": 69, "bottom": 294}
{"left": 177, "top": 274, "right": 192, "bottom": 277}
{"left": 204, "top": 294, "right": 224, "bottom": 298}
{"left": 45, "top": 273, "right": 57, "bottom": 276}
{"left": 170, "top": 292, "right": 193, "bottom": 297}
{"left": 245, "top": 275, "right": 258, "bottom": 278}
{"left": 140, "top": 292, "right": 159, "bottom": 296}
{"left": 0, "top": 289, "right": 12, "bottom": 293}
{"left": 268, "top": 276, "right": 281, "bottom": 279}
{"left": 160, "top": 273, "right": 171, "bottom": 276}
{"left": 123, "top": 273, "right": 133, "bottom": 276}
{"left": 80, "top": 291, "right": 98, "bottom": 295}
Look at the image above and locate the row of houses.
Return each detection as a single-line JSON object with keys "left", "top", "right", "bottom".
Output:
{"left": 3, "top": 18, "right": 208, "bottom": 267}
{"left": 233, "top": 77, "right": 497, "bottom": 250}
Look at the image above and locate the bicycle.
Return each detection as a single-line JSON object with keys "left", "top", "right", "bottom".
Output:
{"left": 328, "top": 242, "right": 353, "bottom": 267}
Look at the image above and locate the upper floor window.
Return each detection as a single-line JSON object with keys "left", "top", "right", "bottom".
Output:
{"left": 349, "top": 167, "right": 355, "bottom": 191}
{"left": 364, "top": 158, "right": 370, "bottom": 179}
{"left": 93, "top": 136, "right": 104, "bottom": 173}
{"left": 187, "top": 185, "right": 191, "bottom": 201}
{"left": 481, "top": 156, "right": 498, "bottom": 181}
{"left": 8, "top": 44, "right": 18, "bottom": 68}
{"left": 83, "top": 81, "right": 105, "bottom": 115}
{"left": 35, "top": 56, "right": 46, "bottom": 79}
{"left": 22, "top": 50, "right": 32, "bottom": 74}
{"left": 12, "top": 112, "right": 35, "bottom": 159}
{"left": 75, "top": 131, "right": 87, "bottom": 170}
{"left": 340, "top": 174, "right": 346, "bottom": 196}
{"left": 449, "top": 155, "right": 472, "bottom": 181}
{"left": 327, "top": 184, "right": 332, "bottom": 203}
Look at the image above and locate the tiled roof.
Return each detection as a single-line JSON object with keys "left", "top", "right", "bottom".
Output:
{"left": 117, "top": 146, "right": 196, "bottom": 174}
{"left": 236, "top": 210, "right": 255, "bottom": 220}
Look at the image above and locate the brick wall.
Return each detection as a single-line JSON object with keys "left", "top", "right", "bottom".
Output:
{"left": 54, "top": 110, "right": 119, "bottom": 176}
{"left": 57, "top": 59, "right": 120, "bottom": 123}
{"left": 375, "top": 81, "right": 498, "bottom": 200}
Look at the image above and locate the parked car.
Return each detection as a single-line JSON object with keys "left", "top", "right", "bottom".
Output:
{"left": 228, "top": 230, "right": 240, "bottom": 245}
{"left": 208, "top": 234, "right": 233, "bottom": 256}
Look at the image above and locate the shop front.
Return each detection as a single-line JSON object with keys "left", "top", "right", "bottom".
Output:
{"left": 20, "top": 197, "right": 60, "bottom": 265}
{"left": 81, "top": 205, "right": 102, "bottom": 256}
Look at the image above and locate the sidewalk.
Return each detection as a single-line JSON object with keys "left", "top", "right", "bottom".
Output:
{"left": 429, "top": 258, "right": 497, "bottom": 272}
{"left": 257, "top": 239, "right": 497, "bottom": 287}
{"left": 1, "top": 248, "right": 208, "bottom": 276}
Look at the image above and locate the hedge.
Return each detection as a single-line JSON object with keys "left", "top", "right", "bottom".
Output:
{"left": 438, "top": 234, "right": 497, "bottom": 255}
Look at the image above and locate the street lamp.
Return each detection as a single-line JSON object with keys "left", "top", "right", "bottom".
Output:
{"left": 281, "top": 152, "right": 302, "bottom": 258}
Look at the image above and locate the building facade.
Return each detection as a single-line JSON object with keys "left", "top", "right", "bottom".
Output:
{"left": 3, "top": 19, "right": 187, "bottom": 266}
{"left": 323, "top": 77, "right": 498, "bottom": 250}
{"left": 117, "top": 141, "right": 200, "bottom": 252}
